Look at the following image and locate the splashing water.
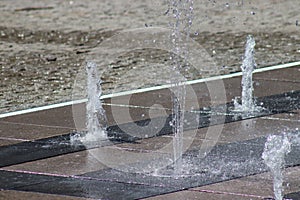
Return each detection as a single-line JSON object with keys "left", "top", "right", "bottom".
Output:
{"left": 234, "top": 35, "right": 261, "bottom": 113}
{"left": 168, "top": 0, "right": 193, "bottom": 175}
{"left": 71, "top": 61, "right": 107, "bottom": 145}
{"left": 84, "top": 61, "right": 107, "bottom": 142}
{"left": 262, "top": 134, "right": 291, "bottom": 200}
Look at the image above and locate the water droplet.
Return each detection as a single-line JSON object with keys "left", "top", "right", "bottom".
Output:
{"left": 17, "top": 33, "right": 24, "bottom": 38}
{"left": 250, "top": 11, "right": 256, "bottom": 15}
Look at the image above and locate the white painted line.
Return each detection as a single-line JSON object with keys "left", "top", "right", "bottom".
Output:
{"left": 0, "top": 99, "right": 86, "bottom": 119}
{"left": 0, "top": 61, "right": 299, "bottom": 119}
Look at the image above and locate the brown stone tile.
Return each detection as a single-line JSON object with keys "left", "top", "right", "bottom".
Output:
{"left": 253, "top": 66, "right": 300, "bottom": 82}
{"left": 106, "top": 67, "right": 299, "bottom": 111}
{"left": 115, "top": 136, "right": 173, "bottom": 152}
{"left": 190, "top": 166, "right": 300, "bottom": 198}
{"left": 178, "top": 116, "right": 299, "bottom": 149}
{"left": 106, "top": 85, "right": 207, "bottom": 112}
{"left": 211, "top": 118, "right": 298, "bottom": 143}
{"left": 73, "top": 103, "right": 170, "bottom": 131}
{"left": 106, "top": 89, "right": 173, "bottom": 110}
{"left": 85, "top": 145, "right": 174, "bottom": 173}
{"left": 253, "top": 79, "right": 300, "bottom": 97}
{"left": 110, "top": 114, "right": 298, "bottom": 155}
{"left": 0, "top": 106, "right": 75, "bottom": 128}
{"left": 284, "top": 166, "right": 300, "bottom": 194}
{"left": 262, "top": 110, "right": 300, "bottom": 122}
{"left": 222, "top": 77, "right": 300, "bottom": 103}
{"left": 0, "top": 138, "right": 22, "bottom": 147}
{"left": 142, "top": 190, "right": 264, "bottom": 200}
{"left": 0, "top": 190, "right": 92, "bottom": 200}
{"left": 0, "top": 121, "right": 74, "bottom": 141}
{"left": 3, "top": 150, "right": 107, "bottom": 176}
{"left": 0, "top": 103, "right": 170, "bottom": 134}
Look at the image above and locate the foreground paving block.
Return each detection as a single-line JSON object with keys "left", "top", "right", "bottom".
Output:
{"left": 0, "top": 190, "right": 92, "bottom": 200}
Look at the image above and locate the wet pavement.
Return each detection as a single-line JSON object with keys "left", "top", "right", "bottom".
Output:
{"left": 0, "top": 0, "right": 300, "bottom": 199}
{"left": 1, "top": 0, "right": 300, "bottom": 113}
{"left": 0, "top": 64, "right": 299, "bottom": 199}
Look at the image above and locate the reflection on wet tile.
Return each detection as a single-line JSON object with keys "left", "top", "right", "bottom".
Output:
{"left": 254, "top": 66, "right": 300, "bottom": 82}
{"left": 0, "top": 121, "right": 74, "bottom": 141}
{"left": 142, "top": 190, "right": 264, "bottom": 200}
{"left": 190, "top": 166, "right": 300, "bottom": 198}
{"left": 0, "top": 138, "right": 22, "bottom": 147}
{"left": 3, "top": 150, "right": 107, "bottom": 176}
{"left": 262, "top": 110, "right": 300, "bottom": 122}
{"left": 0, "top": 106, "right": 75, "bottom": 128}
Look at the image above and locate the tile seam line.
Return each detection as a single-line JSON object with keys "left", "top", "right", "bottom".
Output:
{"left": 0, "top": 169, "right": 173, "bottom": 189}
{"left": 0, "top": 120, "right": 76, "bottom": 129}
{"left": 0, "top": 61, "right": 299, "bottom": 119}
{"left": 189, "top": 188, "right": 271, "bottom": 199}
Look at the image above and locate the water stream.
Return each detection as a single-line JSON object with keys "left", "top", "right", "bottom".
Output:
{"left": 168, "top": 0, "right": 194, "bottom": 175}
{"left": 70, "top": 61, "right": 107, "bottom": 145}
{"left": 85, "top": 61, "right": 107, "bottom": 141}
{"left": 262, "top": 134, "right": 291, "bottom": 200}
{"left": 234, "top": 35, "right": 262, "bottom": 113}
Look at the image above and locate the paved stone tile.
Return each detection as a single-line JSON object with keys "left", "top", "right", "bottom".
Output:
{"left": 171, "top": 115, "right": 299, "bottom": 152}
{"left": 0, "top": 66, "right": 299, "bottom": 200}
{"left": 0, "top": 170, "right": 59, "bottom": 190}
{"left": 15, "top": 176, "right": 175, "bottom": 200}
{"left": 223, "top": 77, "right": 300, "bottom": 103}
{"left": 253, "top": 66, "right": 300, "bottom": 82}
{"left": 253, "top": 79, "right": 300, "bottom": 97}
{"left": 143, "top": 167, "right": 300, "bottom": 200}
{"left": 262, "top": 110, "right": 300, "bottom": 122}
{"left": 67, "top": 102, "right": 171, "bottom": 132}
{"left": 189, "top": 166, "right": 300, "bottom": 199}
{"left": 0, "top": 139, "right": 21, "bottom": 147}
{"left": 142, "top": 190, "right": 264, "bottom": 200}
{"left": 0, "top": 106, "right": 76, "bottom": 128}
{"left": 0, "top": 190, "right": 92, "bottom": 200}
{"left": 3, "top": 150, "right": 107, "bottom": 176}
{"left": 0, "top": 121, "right": 74, "bottom": 141}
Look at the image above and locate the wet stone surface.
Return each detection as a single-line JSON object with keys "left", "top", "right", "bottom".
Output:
{"left": 0, "top": 0, "right": 300, "bottom": 113}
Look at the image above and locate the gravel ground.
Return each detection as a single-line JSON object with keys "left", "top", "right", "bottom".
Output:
{"left": 0, "top": 0, "right": 300, "bottom": 113}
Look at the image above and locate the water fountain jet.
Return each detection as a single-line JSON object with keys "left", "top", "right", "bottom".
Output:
{"left": 262, "top": 134, "right": 291, "bottom": 200}
{"left": 71, "top": 61, "right": 107, "bottom": 144}
{"left": 234, "top": 35, "right": 263, "bottom": 113}
{"left": 168, "top": 0, "right": 194, "bottom": 175}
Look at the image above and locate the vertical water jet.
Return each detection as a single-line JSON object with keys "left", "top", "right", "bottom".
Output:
{"left": 168, "top": 0, "right": 194, "bottom": 175}
{"left": 85, "top": 61, "right": 107, "bottom": 142}
{"left": 234, "top": 35, "right": 263, "bottom": 113}
{"left": 262, "top": 134, "right": 291, "bottom": 200}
